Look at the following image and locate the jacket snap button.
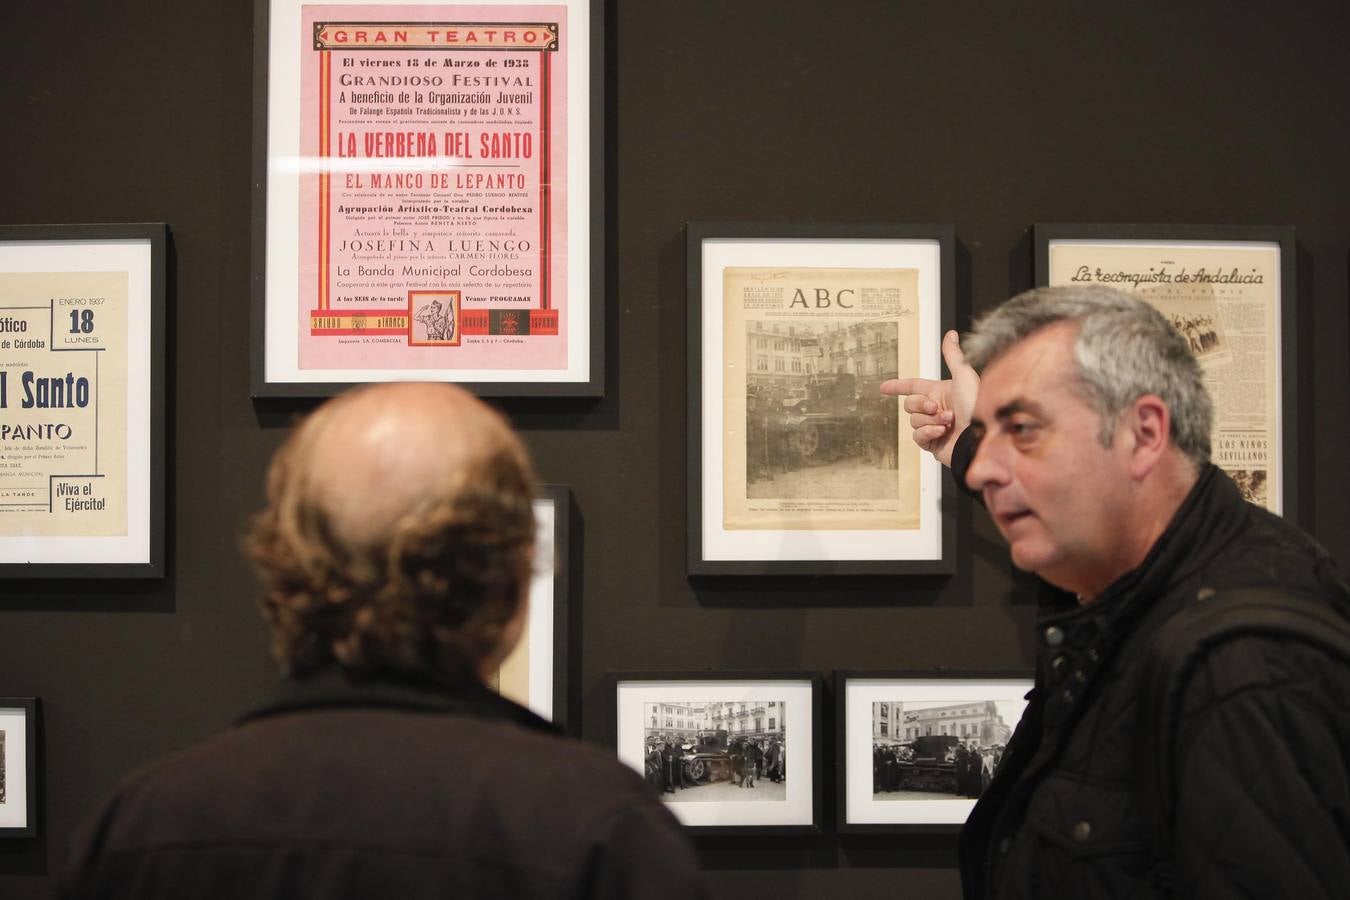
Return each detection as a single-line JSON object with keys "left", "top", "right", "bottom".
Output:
{"left": 1044, "top": 626, "right": 1065, "bottom": 647}
{"left": 998, "top": 836, "right": 1012, "bottom": 855}
{"left": 1073, "top": 820, "right": 1092, "bottom": 842}
{"left": 1052, "top": 655, "right": 1068, "bottom": 675}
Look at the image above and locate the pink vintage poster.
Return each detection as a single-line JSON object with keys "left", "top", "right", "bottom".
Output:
{"left": 297, "top": 5, "right": 568, "bottom": 372}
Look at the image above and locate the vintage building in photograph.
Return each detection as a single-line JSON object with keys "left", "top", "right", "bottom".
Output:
{"left": 645, "top": 702, "right": 707, "bottom": 744}
{"left": 707, "top": 701, "right": 785, "bottom": 740}
{"left": 875, "top": 701, "right": 1013, "bottom": 746}
{"left": 643, "top": 701, "right": 787, "bottom": 744}
{"left": 745, "top": 320, "right": 898, "bottom": 394}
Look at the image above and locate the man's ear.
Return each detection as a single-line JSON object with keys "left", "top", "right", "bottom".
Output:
{"left": 1123, "top": 394, "right": 1170, "bottom": 478}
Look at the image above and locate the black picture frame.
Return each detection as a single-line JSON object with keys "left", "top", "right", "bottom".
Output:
{"left": 250, "top": 0, "right": 606, "bottom": 398}
{"left": 491, "top": 484, "right": 572, "bottom": 730}
{"left": 686, "top": 222, "right": 957, "bottom": 576}
{"left": 0, "top": 698, "right": 40, "bottom": 838}
{"left": 835, "top": 670, "right": 1032, "bottom": 834}
{"left": 1033, "top": 223, "right": 1298, "bottom": 524}
{"left": 536, "top": 483, "right": 571, "bottom": 731}
{"left": 0, "top": 223, "right": 167, "bottom": 579}
{"left": 605, "top": 670, "right": 823, "bottom": 835}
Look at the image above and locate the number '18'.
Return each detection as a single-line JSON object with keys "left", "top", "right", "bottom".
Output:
{"left": 68, "top": 309, "right": 94, "bottom": 334}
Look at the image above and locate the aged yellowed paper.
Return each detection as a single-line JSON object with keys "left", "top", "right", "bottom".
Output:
{"left": 0, "top": 272, "right": 128, "bottom": 537}
{"left": 1048, "top": 243, "right": 1282, "bottom": 512}
{"left": 721, "top": 266, "right": 921, "bottom": 531}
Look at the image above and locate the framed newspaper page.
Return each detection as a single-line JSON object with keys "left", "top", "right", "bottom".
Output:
{"left": 836, "top": 671, "right": 1031, "bottom": 833}
{"left": 0, "top": 224, "right": 167, "bottom": 579}
{"left": 687, "top": 223, "right": 955, "bottom": 576}
{"left": 0, "top": 698, "right": 39, "bottom": 837}
{"left": 607, "top": 671, "right": 822, "bottom": 835}
{"left": 252, "top": 0, "right": 604, "bottom": 398}
{"left": 1034, "top": 225, "right": 1297, "bottom": 522}
{"left": 490, "top": 484, "right": 571, "bottom": 731}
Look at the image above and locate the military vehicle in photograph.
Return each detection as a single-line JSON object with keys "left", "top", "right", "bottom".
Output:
{"left": 896, "top": 734, "right": 961, "bottom": 793}
{"left": 682, "top": 728, "right": 734, "bottom": 783}
{"left": 780, "top": 373, "right": 864, "bottom": 464}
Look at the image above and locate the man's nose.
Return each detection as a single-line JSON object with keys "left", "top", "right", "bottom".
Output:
{"left": 964, "top": 433, "right": 1008, "bottom": 494}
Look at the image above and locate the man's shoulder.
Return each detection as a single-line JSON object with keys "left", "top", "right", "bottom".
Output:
{"left": 63, "top": 709, "right": 704, "bottom": 899}
{"left": 1159, "top": 582, "right": 1350, "bottom": 730}
{"left": 70, "top": 705, "right": 679, "bottom": 880}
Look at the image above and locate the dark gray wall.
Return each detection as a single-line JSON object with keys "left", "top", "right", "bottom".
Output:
{"left": 4, "top": 2, "right": 1349, "bottom": 898}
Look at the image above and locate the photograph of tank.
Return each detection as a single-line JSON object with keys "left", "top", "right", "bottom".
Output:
{"left": 743, "top": 319, "right": 899, "bottom": 500}
{"left": 871, "top": 699, "right": 1017, "bottom": 800}
{"left": 643, "top": 700, "right": 787, "bottom": 802}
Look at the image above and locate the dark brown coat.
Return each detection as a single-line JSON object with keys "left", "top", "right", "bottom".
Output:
{"left": 61, "top": 671, "right": 705, "bottom": 900}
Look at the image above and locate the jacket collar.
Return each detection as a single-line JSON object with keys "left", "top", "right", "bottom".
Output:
{"left": 1029, "top": 466, "right": 1247, "bottom": 732}
{"left": 238, "top": 666, "right": 560, "bottom": 736}
{"left": 1040, "top": 464, "right": 1240, "bottom": 639}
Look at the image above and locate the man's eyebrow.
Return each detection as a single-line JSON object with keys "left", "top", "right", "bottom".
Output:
{"left": 993, "top": 398, "right": 1045, "bottom": 421}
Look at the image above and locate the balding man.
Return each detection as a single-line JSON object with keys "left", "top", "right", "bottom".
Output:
{"left": 61, "top": 384, "right": 705, "bottom": 900}
{"left": 886, "top": 286, "right": 1350, "bottom": 899}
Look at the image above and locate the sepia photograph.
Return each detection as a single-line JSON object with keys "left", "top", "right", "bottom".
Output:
{"left": 642, "top": 700, "right": 787, "bottom": 803}
{"left": 1165, "top": 311, "right": 1226, "bottom": 361}
{"left": 743, "top": 320, "right": 900, "bottom": 503}
{"left": 1230, "top": 468, "right": 1269, "bottom": 507}
{"left": 612, "top": 674, "right": 820, "bottom": 832}
{"left": 869, "top": 699, "right": 1019, "bottom": 801}
{"left": 838, "top": 674, "right": 1031, "bottom": 831}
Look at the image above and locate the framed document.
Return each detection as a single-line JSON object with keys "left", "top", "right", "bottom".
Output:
{"left": 0, "top": 224, "right": 166, "bottom": 579}
{"left": 687, "top": 223, "right": 955, "bottom": 576}
{"left": 252, "top": 0, "right": 604, "bottom": 397}
{"left": 607, "top": 671, "right": 822, "bottom": 835}
{"left": 836, "top": 671, "right": 1031, "bottom": 833}
{"left": 1034, "top": 225, "right": 1296, "bottom": 520}
{"left": 490, "top": 483, "right": 570, "bottom": 729}
{"left": 0, "top": 698, "right": 39, "bottom": 838}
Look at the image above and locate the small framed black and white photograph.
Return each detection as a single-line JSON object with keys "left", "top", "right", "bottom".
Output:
{"left": 489, "top": 485, "right": 570, "bottom": 730}
{"left": 0, "top": 698, "right": 38, "bottom": 838}
{"left": 608, "top": 672, "right": 821, "bottom": 834}
{"left": 687, "top": 223, "right": 956, "bottom": 576}
{"left": 836, "top": 671, "right": 1031, "bottom": 833}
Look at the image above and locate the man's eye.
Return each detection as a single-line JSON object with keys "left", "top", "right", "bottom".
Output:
{"left": 1008, "top": 421, "right": 1040, "bottom": 441}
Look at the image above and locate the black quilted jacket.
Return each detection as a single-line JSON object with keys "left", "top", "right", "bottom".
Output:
{"left": 954, "top": 443, "right": 1350, "bottom": 899}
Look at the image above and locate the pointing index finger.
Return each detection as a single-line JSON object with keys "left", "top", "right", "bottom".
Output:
{"left": 880, "top": 377, "right": 938, "bottom": 397}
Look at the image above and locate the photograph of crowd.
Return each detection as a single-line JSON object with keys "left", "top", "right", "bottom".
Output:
{"left": 643, "top": 700, "right": 786, "bottom": 803}
{"left": 743, "top": 319, "right": 899, "bottom": 501}
{"left": 1167, "top": 313, "right": 1225, "bottom": 359}
{"left": 871, "top": 699, "right": 1018, "bottom": 800}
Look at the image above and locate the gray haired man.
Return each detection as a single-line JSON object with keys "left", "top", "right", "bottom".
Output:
{"left": 886, "top": 286, "right": 1350, "bottom": 899}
